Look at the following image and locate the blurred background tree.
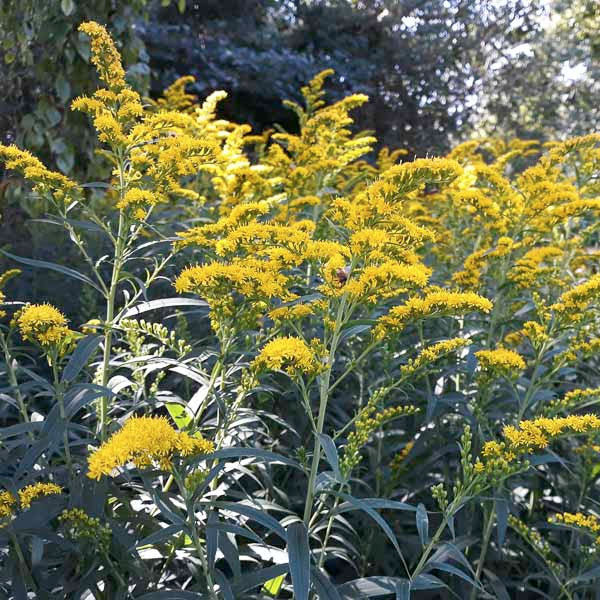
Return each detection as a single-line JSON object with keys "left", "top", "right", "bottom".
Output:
{"left": 474, "top": 0, "right": 600, "bottom": 141}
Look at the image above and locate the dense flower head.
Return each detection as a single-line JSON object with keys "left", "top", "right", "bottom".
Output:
{"left": 549, "top": 512, "right": 600, "bottom": 549}
{"left": 87, "top": 416, "right": 214, "bottom": 480}
{"left": 252, "top": 336, "right": 322, "bottom": 376}
{"left": 0, "top": 491, "right": 15, "bottom": 519}
{"left": 475, "top": 348, "right": 526, "bottom": 376}
{"left": 17, "top": 303, "right": 70, "bottom": 346}
{"left": 326, "top": 261, "right": 431, "bottom": 302}
{"left": 544, "top": 388, "right": 600, "bottom": 416}
{"left": 552, "top": 274, "right": 600, "bottom": 316}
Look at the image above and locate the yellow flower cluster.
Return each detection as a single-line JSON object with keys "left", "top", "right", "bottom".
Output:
{"left": 0, "top": 482, "right": 62, "bottom": 519}
{"left": 0, "top": 145, "right": 79, "bottom": 204}
{"left": 549, "top": 512, "right": 600, "bottom": 548}
{"left": 374, "top": 291, "right": 493, "bottom": 339}
{"left": 18, "top": 482, "right": 63, "bottom": 508}
{"left": 551, "top": 274, "right": 600, "bottom": 317}
{"left": 17, "top": 303, "right": 70, "bottom": 346}
{"left": 252, "top": 336, "right": 322, "bottom": 377}
{"left": 87, "top": 416, "right": 214, "bottom": 480}
{"left": 502, "top": 414, "right": 600, "bottom": 452}
{"left": 0, "top": 491, "right": 15, "bottom": 518}
{"left": 475, "top": 348, "right": 526, "bottom": 376}
{"left": 544, "top": 388, "right": 600, "bottom": 416}
{"left": 401, "top": 338, "right": 470, "bottom": 375}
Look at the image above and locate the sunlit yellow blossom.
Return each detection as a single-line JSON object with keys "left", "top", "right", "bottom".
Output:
{"left": 117, "top": 188, "right": 163, "bottom": 217}
{"left": 269, "top": 303, "right": 315, "bottom": 323}
{"left": 338, "top": 262, "right": 431, "bottom": 302}
{"left": 0, "top": 144, "right": 79, "bottom": 203}
{"left": 475, "top": 348, "right": 526, "bottom": 375}
{"left": 401, "top": 338, "right": 470, "bottom": 375}
{"left": 502, "top": 414, "right": 600, "bottom": 452}
{"left": 17, "top": 303, "right": 70, "bottom": 346}
{"left": 544, "top": 388, "right": 600, "bottom": 416}
{"left": 18, "top": 482, "right": 62, "bottom": 508}
{"left": 549, "top": 512, "right": 600, "bottom": 547}
{"left": 87, "top": 416, "right": 214, "bottom": 480}
{"left": 374, "top": 291, "right": 492, "bottom": 339}
{"left": 509, "top": 246, "right": 563, "bottom": 288}
{"left": 175, "top": 260, "right": 291, "bottom": 301}
{"left": 252, "top": 336, "right": 321, "bottom": 376}
{"left": 552, "top": 274, "right": 600, "bottom": 315}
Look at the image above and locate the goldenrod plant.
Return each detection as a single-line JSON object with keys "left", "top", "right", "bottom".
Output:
{"left": 2, "top": 21, "right": 600, "bottom": 599}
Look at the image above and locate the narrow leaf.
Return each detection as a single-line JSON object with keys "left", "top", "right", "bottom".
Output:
{"left": 1, "top": 250, "right": 103, "bottom": 293}
{"left": 416, "top": 503, "right": 429, "bottom": 546}
{"left": 120, "top": 297, "right": 208, "bottom": 318}
{"left": 319, "top": 434, "right": 342, "bottom": 481}
{"left": 287, "top": 522, "right": 311, "bottom": 600}
{"left": 62, "top": 335, "right": 101, "bottom": 382}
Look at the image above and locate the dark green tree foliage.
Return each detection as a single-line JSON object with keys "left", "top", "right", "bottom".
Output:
{"left": 0, "top": 0, "right": 150, "bottom": 174}
{"left": 147, "top": 0, "right": 539, "bottom": 156}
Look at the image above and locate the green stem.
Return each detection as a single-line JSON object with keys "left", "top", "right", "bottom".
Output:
{"left": 469, "top": 504, "right": 495, "bottom": 600}
{"left": 318, "top": 494, "right": 341, "bottom": 568}
{"left": 1, "top": 332, "right": 30, "bottom": 428}
{"left": 9, "top": 530, "right": 39, "bottom": 595}
{"left": 99, "top": 209, "right": 127, "bottom": 441}
{"left": 303, "top": 295, "right": 348, "bottom": 525}
{"left": 174, "top": 468, "right": 218, "bottom": 600}
{"left": 53, "top": 358, "right": 72, "bottom": 472}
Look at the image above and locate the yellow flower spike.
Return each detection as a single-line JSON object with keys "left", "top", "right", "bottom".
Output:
{"left": 551, "top": 274, "right": 600, "bottom": 316}
{"left": 18, "top": 482, "right": 62, "bottom": 509}
{"left": 17, "top": 303, "right": 70, "bottom": 347}
{"left": 0, "top": 145, "right": 79, "bottom": 203}
{"left": 401, "top": 338, "right": 471, "bottom": 375}
{"left": 252, "top": 336, "right": 321, "bottom": 377}
{"left": 374, "top": 290, "right": 493, "bottom": 339}
{"left": 502, "top": 414, "right": 600, "bottom": 453}
{"left": 78, "top": 22, "right": 126, "bottom": 92}
{"left": 87, "top": 416, "right": 214, "bottom": 480}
